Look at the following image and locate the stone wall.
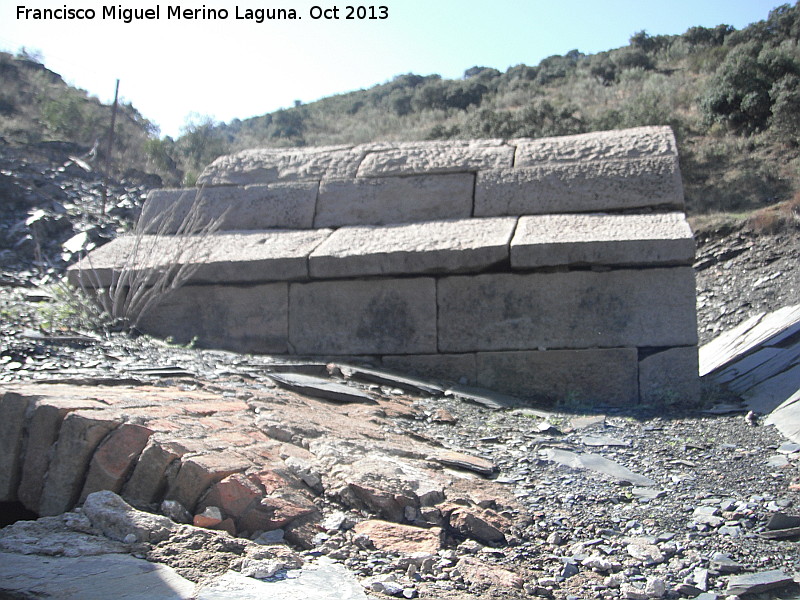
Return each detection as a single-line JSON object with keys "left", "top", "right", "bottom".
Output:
{"left": 72, "top": 126, "right": 699, "bottom": 406}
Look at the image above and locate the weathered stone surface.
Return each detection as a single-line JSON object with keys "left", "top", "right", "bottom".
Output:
{"left": 80, "top": 423, "right": 154, "bottom": 501}
{"left": 639, "top": 346, "right": 700, "bottom": 405}
{"left": 18, "top": 400, "right": 98, "bottom": 511}
{"left": 309, "top": 218, "right": 516, "bottom": 279}
{"left": 476, "top": 155, "right": 683, "bottom": 216}
{"left": 70, "top": 229, "right": 331, "bottom": 288}
{"left": 39, "top": 410, "right": 121, "bottom": 516}
{"left": 514, "top": 126, "right": 678, "bottom": 165}
{"left": 357, "top": 139, "right": 513, "bottom": 177}
{"left": 315, "top": 173, "right": 474, "bottom": 227}
{"left": 510, "top": 212, "right": 694, "bottom": 268}
{"left": 381, "top": 353, "right": 477, "bottom": 386}
{"left": 140, "top": 183, "right": 319, "bottom": 233}
{"left": 195, "top": 558, "right": 369, "bottom": 600}
{"left": 83, "top": 490, "right": 177, "bottom": 543}
{"left": 353, "top": 519, "right": 443, "bottom": 554}
{"left": 166, "top": 451, "right": 251, "bottom": 513}
{"left": 0, "top": 392, "right": 30, "bottom": 501}
{"left": 138, "top": 283, "right": 288, "bottom": 353}
{"left": 123, "top": 440, "right": 191, "bottom": 507}
{"left": 197, "top": 145, "right": 361, "bottom": 185}
{"left": 0, "top": 551, "right": 196, "bottom": 600}
{"left": 475, "top": 348, "right": 639, "bottom": 406}
{"left": 289, "top": 278, "right": 437, "bottom": 355}
{"left": 438, "top": 269, "right": 697, "bottom": 352}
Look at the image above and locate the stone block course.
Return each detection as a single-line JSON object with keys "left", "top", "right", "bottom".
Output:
{"left": 309, "top": 217, "right": 516, "bottom": 279}
{"left": 140, "top": 182, "right": 319, "bottom": 233}
{"left": 289, "top": 278, "right": 437, "bottom": 355}
{"left": 315, "top": 173, "right": 474, "bottom": 227}
{"left": 475, "top": 348, "right": 639, "bottom": 406}
{"left": 638, "top": 346, "right": 701, "bottom": 404}
{"left": 513, "top": 126, "right": 677, "bottom": 165}
{"left": 75, "top": 127, "right": 699, "bottom": 406}
{"left": 510, "top": 212, "right": 695, "bottom": 268}
{"left": 138, "top": 283, "right": 288, "bottom": 353}
{"left": 356, "top": 139, "right": 513, "bottom": 177}
{"left": 474, "top": 155, "right": 683, "bottom": 216}
{"left": 437, "top": 269, "right": 698, "bottom": 352}
{"left": 197, "top": 145, "right": 362, "bottom": 186}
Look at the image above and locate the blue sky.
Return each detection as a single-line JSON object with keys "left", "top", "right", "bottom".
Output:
{"left": 0, "top": 0, "right": 786, "bottom": 137}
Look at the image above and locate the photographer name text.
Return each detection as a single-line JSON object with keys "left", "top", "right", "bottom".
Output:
{"left": 16, "top": 4, "right": 389, "bottom": 23}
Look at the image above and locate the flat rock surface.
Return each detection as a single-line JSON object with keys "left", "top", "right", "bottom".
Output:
{"left": 69, "top": 229, "right": 333, "bottom": 286}
{"left": 510, "top": 212, "right": 694, "bottom": 268}
{"left": 309, "top": 217, "right": 516, "bottom": 278}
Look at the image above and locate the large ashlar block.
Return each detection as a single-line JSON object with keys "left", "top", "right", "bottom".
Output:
{"left": 315, "top": 173, "right": 474, "bottom": 227}
{"left": 476, "top": 348, "right": 639, "bottom": 406}
{"left": 138, "top": 283, "right": 288, "bottom": 354}
{"left": 309, "top": 217, "right": 516, "bottom": 279}
{"left": 437, "top": 268, "right": 698, "bottom": 352}
{"left": 357, "top": 140, "right": 514, "bottom": 177}
{"left": 475, "top": 156, "right": 683, "bottom": 216}
{"left": 510, "top": 213, "right": 695, "bottom": 268}
{"left": 139, "top": 182, "right": 319, "bottom": 233}
{"left": 197, "top": 145, "right": 362, "bottom": 185}
{"left": 638, "top": 346, "right": 700, "bottom": 404}
{"left": 381, "top": 354, "right": 477, "bottom": 386}
{"left": 513, "top": 126, "right": 677, "bottom": 165}
{"left": 68, "top": 229, "right": 332, "bottom": 288}
{"left": 289, "top": 279, "right": 437, "bottom": 355}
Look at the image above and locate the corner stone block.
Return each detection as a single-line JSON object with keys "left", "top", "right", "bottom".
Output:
{"left": 139, "top": 182, "right": 319, "bottom": 233}
{"left": 196, "top": 145, "right": 362, "bottom": 185}
{"left": 513, "top": 126, "right": 677, "bottom": 165}
{"left": 437, "top": 268, "right": 698, "bottom": 352}
{"left": 308, "top": 217, "right": 516, "bottom": 279}
{"left": 476, "top": 348, "right": 639, "bottom": 406}
{"left": 639, "top": 346, "right": 700, "bottom": 405}
{"left": 315, "top": 173, "right": 474, "bottom": 227}
{"left": 38, "top": 410, "right": 121, "bottom": 516}
{"left": 0, "top": 392, "right": 30, "bottom": 501}
{"left": 137, "top": 283, "right": 288, "bottom": 354}
{"left": 79, "top": 423, "right": 154, "bottom": 502}
{"left": 381, "top": 354, "right": 477, "bottom": 386}
{"left": 289, "top": 278, "right": 437, "bottom": 355}
{"left": 357, "top": 140, "right": 514, "bottom": 177}
{"left": 510, "top": 213, "right": 695, "bottom": 268}
{"left": 474, "top": 155, "right": 683, "bottom": 216}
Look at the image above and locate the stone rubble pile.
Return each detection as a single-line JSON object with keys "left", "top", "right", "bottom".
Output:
{"left": 72, "top": 126, "right": 699, "bottom": 406}
{"left": 0, "top": 140, "right": 152, "bottom": 279}
{"left": 1, "top": 363, "right": 799, "bottom": 599}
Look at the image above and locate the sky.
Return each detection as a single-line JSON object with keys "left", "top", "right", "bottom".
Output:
{"left": 0, "top": 0, "right": 787, "bottom": 138}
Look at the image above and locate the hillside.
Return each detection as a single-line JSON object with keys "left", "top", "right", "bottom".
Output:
{"left": 2, "top": 3, "right": 800, "bottom": 215}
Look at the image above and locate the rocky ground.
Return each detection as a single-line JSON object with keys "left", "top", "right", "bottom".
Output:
{"left": 1, "top": 140, "right": 800, "bottom": 600}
